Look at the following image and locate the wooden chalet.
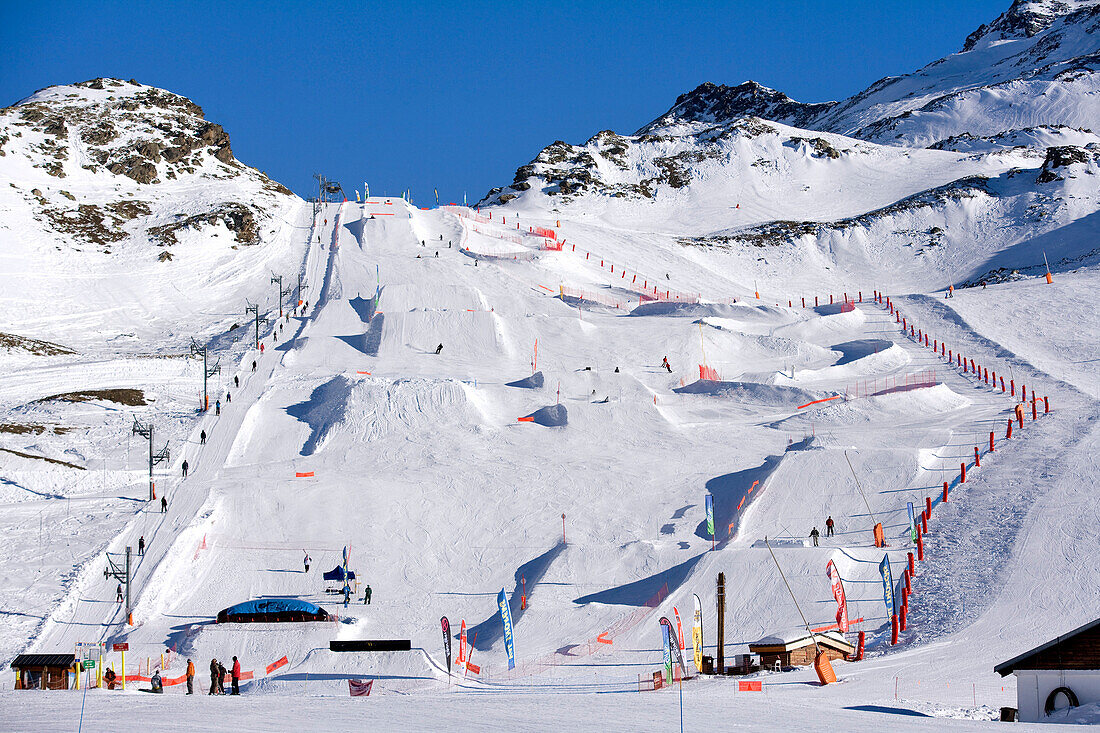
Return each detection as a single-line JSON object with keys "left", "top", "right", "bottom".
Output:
{"left": 995, "top": 616, "right": 1100, "bottom": 722}
{"left": 749, "top": 630, "right": 854, "bottom": 669}
{"left": 11, "top": 653, "right": 76, "bottom": 690}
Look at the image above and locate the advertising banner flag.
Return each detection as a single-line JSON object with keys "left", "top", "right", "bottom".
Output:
{"left": 879, "top": 555, "right": 896, "bottom": 617}
{"left": 660, "top": 617, "right": 685, "bottom": 675}
{"left": 660, "top": 619, "right": 673, "bottom": 680}
{"left": 825, "top": 560, "right": 850, "bottom": 633}
{"left": 459, "top": 620, "right": 467, "bottom": 664}
{"left": 348, "top": 679, "right": 373, "bottom": 696}
{"left": 907, "top": 501, "right": 917, "bottom": 543}
{"left": 705, "top": 495, "right": 715, "bottom": 538}
{"left": 673, "top": 607, "right": 686, "bottom": 650}
{"left": 498, "top": 588, "right": 516, "bottom": 670}
{"left": 440, "top": 617, "right": 451, "bottom": 675}
{"left": 692, "top": 594, "right": 703, "bottom": 672}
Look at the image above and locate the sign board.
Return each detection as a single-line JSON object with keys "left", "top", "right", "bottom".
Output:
{"left": 113, "top": 643, "right": 129, "bottom": 652}
{"left": 82, "top": 660, "right": 95, "bottom": 670}
{"left": 76, "top": 642, "right": 104, "bottom": 660}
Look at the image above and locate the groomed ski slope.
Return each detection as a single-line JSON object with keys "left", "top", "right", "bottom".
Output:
{"left": 4, "top": 197, "right": 1100, "bottom": 729}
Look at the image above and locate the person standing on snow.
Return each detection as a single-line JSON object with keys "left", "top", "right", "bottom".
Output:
{"left": 231, "top": 656, "right": 241, "bottom": 695}
{"left": 186, "top": 659, "right": 195, "bottom": 695}
{"left": 364, "top": 585, "right": 372, "bottom": 605}
{"left": 303, "top": 552, "right": 311, "bottom": 573}
{"left": 234, "top": 375, "right": 239, "bottom": 388}
{"left": 161, "top": 496, "right": 168, "bottom": 513}
{"left": 251, "top": 360, "right": 256, "bottom": 372}
{"left": 209, "top": 658, "right": 219, "bottom": 695}
{"left": 217, "top": 660, "right": 227, "bottom": 695}
{"left": 226, "top": 391, "right": 231, "bottom": 404}
{"left": 116, "top": 583, "right": 123, "bottom": 603}
{"left": 138, "top": 536, "right": 145, "bottom": 555}
{"left": 200, "top": 430, "right": 207, "bottom": 445}
{"left": 215, "top": 400, "right": 221, "bottom": 416}
{"left": 181, "top": 459, "right": 188, "bottom": 478}
{"left": 809, "top": 527, "right": 820, "bottom": 547}
{"left": 825, "top": 516, "right": 835, "bottom": 537}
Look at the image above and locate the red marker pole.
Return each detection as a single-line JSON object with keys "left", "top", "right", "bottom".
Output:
{"left": 562, "top": 513, "right": 566, "bottom": 544}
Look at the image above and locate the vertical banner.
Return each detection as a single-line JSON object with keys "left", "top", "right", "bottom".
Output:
{"left": 660, "top": 617, "right": 686, "bottom": 675}
{"left": 705, "top": 495, "right": 715, "bottom": 539}
{"left": 459, "top": 620, "right": 467, "bottom": 665}
{"left": 660, "top": 619, "right": 673, "bottom": 680}
{"left": 440, "top": 617, "right": 451, "bottom": 676}
{"left": 673, "top": 607, "right": 686, "bottom": 650}
{"left": 691, "top": 594, "right": 703, "bottom": 672}
{"left": 907, "top": 502, "right": 917, "bottom": 543}
{"left": 498, "top": 588, "right": 516, "bottom": 670}
{"left": 825, "top": 560, "right": 850, "bottom": 633}
{"left": 879, "top": 555, "right": 896, "bottom": 617}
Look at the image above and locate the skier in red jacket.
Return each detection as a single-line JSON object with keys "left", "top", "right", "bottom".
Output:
{"left": 231, "top": 656, "right": 241, "bottom": 695}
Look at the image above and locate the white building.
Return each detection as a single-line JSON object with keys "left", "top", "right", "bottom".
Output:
{"left": 995, "top": 617, "right": 1100, "bottom": 722}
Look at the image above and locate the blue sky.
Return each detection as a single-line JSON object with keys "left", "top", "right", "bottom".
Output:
{"left": 2, "top": 1, "right": 1009, "bottom": 203}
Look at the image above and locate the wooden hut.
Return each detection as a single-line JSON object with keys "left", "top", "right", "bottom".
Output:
{"left": 11, "top": 653, "right": 76, "bottom": 690}
{"left": 995, "top": 616, "right": 1100, "bottom": 722}
{"left": 749, "top": 630, "right": 854, "bottom": 670}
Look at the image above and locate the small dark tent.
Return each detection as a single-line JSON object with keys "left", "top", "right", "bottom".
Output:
{"left": 216, "top": 599, "right": 329, "bottom": 623}
{"left": 322, "top": 566, "right": 356, "bottom": 582}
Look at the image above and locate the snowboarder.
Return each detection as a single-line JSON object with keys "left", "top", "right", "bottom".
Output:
{"left": 200, "top": 430, "right": 206, "bottom": 445}
{"left": 825, "top": 516, "right": 835, "bottom": 537}
{"left": 435, "top": 343, "right": 443, "bottom": 355}
{"left": 809, "top": 527, "right": 820, "bottom": 547}
{"left": 161, "top": 496, "right": 168, "bottom": 513}
{"left": 303, "top": 552, "right": 311, "bottom": 573}
{"left": 662, "top": 356, "right": 672, "bottom": 373}
{"left": 138, "top": 536, "right": 145, "bottom": 555}
{"left": 251, "top": 360, "right": 257, "bottom": 372}
{"left": 181, "top": 460, "right": 188, "bottom": 478}
{"left": 116, "top": 583, "right": 123, "bottom": 603}
{"left": 234, "top": 375, "right": 239, "bottom": 388}
{"left": 215, "top": 400, "right": 221, "bottom": 416}
{"left": 226, "top": 391, "right": 231, "bottom": 403}
{"left": 186, "top": 659, "right": 195, "bottom": 695}
{"left": 231, "top": 656, "right": 241, "bottom": 695}
{"left": 209, "top": 658, "right": 219, "bottom": 695}
{"left": 364, "top": 585, "right": 372, "bottom": 605}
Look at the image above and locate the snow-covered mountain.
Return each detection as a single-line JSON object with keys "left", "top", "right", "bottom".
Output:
{"left": 480, "top": 0, "right": 1100, "bottom": 290}
{"left": 0, "top": 78, "right": 306, "bottom": 350}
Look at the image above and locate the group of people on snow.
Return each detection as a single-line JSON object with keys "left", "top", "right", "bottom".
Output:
{"left": 809, "top": 516, "right": 836, "bottom": 546}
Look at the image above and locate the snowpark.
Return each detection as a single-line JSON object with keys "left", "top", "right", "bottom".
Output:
{"left": 3, "top": 1, "right": 1100, "bottom": 729}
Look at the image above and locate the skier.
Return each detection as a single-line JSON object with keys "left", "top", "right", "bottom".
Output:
{"left": 226, "top": 391, "right": 231, "bottom": 404}
{"left": 181, "top": 460, "right": 188, "bottom": 478}
{"left": 234, "top": 375, "right": 239, "bottom": 388}
{"left": 161, "top": 496, "right": 168, "bottom": 513}
{"left": 251, "top": 360, "right": 257, "bottom": 372}
{"left": 209, "top": 658, "right": 219, "bottom": 695}
{"left": 364, "top": 585, "right": 372, "bottom": 605}
{"left": 200, "top": 430, "right": 207, "bottom": 445}
{"left": 435, "top": 343, "right": 443, "bottom": 355}
{"left": 303, "top": 552, "right": 311, "bottom": 573}
{"left": 116, "top": 583, "right": 123, "bottom": 603}
{"left": 260, "top": 342, "right": 265, "bottom": 352}
{"left": 186, "top": 659, "right": 195, "bottom": 695}
{"left": 138, "top": 536, "right": 145, "bottom": 555}
{"left": 825, "top": 515, "right": 835, "bottom": 537}
{"left": 809, "top": 527, "right": 820, "bottom": 547}
{"left": 662, "top": 356, "right": 672, "bottom": 373}
{"left": 215, "top": 400, "right": 221, "bottom": 416}
{"left": 231, "top": 656, "right": 241, "bottom": 695}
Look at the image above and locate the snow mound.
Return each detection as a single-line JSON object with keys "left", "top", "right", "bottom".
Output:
{"left": 781, "top": 383, "right": 969, "bottom": 427}
{"left": 673, "top": 379, "right": 820, "bottom": 408}
{"left": 506, "top": 371, "right": 544, "bottom": 389}
{"left": 285, "top": 376, "right": 355, "bottom": 456}
{"left": 523, "top": 403, "right": 568, "bottom": 427}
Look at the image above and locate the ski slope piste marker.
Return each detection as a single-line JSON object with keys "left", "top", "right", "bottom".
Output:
{"left": 692, "top": 594, "right": 703, "bottom": 673}
{"left": 498, "top": 588, "right": 516, "bottom": 670}
{"left": 441, "top": 617, "right": 451, "bottom": 678}
{"left": 825, "top": 560, "right": 849, "bottom": 633}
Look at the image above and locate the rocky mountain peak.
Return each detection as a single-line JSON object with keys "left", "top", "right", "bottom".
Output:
{"left": 962, "top": 0, "right": 1100, "bottom": 51}
{"left": 636, "top": 81, "right": 835, "bottom": 135}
